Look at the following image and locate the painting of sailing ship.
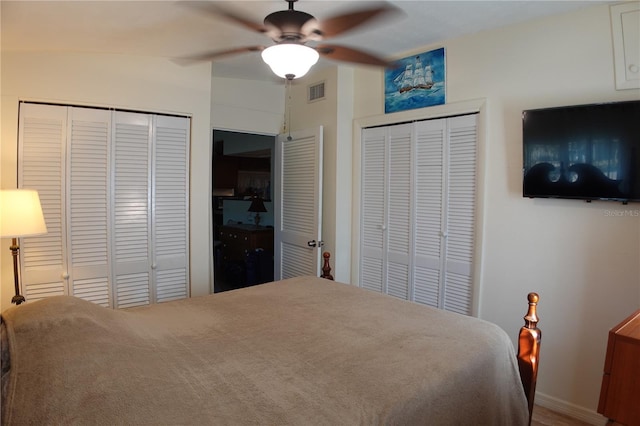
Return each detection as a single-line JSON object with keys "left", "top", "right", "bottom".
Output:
{"left": 384, "top": 47, "right": 445, "bottom": 113}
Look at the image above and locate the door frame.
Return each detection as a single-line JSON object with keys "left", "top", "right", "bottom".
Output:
{"left": 210, "top": 128, "right": 277, "bottom": 292}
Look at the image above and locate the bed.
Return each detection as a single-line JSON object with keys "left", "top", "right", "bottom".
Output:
{"left": 1, "top": 268, "right": 539, "bottom": 425}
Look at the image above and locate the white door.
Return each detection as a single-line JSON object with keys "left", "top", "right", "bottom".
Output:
{"left": 152, "top": 115, "right": 190, "bottom": 302}
{"left": 18, "top": 103, "right": 190, "bottom": 308}
{"left": 360, "top": 115, "right": 478, "bottom": 315}
{"left": 66, "top": 107, "right": 112, "bottom": 307}
{"left": 18, "top": 103, "right": 68, "bottom": 301}
{"left": 360, "top": 126, "right": 387, "bottom": 293}
{"left": 360, "top": 123, "right": 413, "bottom": 299}
{"left": 441, "top": 114, "right": 478, "bottom": 314}
{"left": 274, "top": 127, "right": 323, "bottom": 279}
{"left": 111, "top": 111, "right": 153, "bottom": 308}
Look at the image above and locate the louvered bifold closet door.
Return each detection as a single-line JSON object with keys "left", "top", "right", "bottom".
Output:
{"left": 67, "top": 107, "right": 112, "bottom": 307}
{"left": 413, "top": 119, "right": 446, "bottom": 308}
{"left": 442, "top": 114, "right": 478, "bottom": 315}
{"left": 18, "top": 103, "right": 68, "bottom": 301}
{"left": 112, "top": 111, "right": 152, "bottom": 308}
{"left": 386, "top": 124, "right": 413, "bottom": 299}
{"left": 359, "top": 114, "right": 478, "bottom": 315}
{"left": 152, "top": 115, "right": 190, "bottom": 302}
{"left": 360, "top": 127, "right": 387, "bottom": 293}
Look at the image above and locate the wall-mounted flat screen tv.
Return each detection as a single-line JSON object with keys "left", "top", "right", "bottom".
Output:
{"left": 523, "top": 100, "right": 640, "bottom": 202}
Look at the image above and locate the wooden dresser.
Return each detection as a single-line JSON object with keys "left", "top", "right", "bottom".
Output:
{"left": 598, "top": 309, "right": 640, "bottom": 426}
{"left": 219, "top": 224, "right": 274, "bottom": 262}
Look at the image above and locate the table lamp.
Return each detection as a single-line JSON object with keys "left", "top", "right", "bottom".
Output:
{"left": 247, "top": 196, "right": 267, "bottom": 227}
{"left": 0, "top": 189, "right": 48, "bottom": 305}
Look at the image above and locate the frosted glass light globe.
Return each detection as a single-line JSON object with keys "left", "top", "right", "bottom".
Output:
{"left": 261, "top": 44, "right": 319, "bottom": 80}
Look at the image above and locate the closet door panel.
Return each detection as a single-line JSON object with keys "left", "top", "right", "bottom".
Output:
{"left": 443, "top": 114, "right": 478, "bottom": 315}
{"left": 360, "top": 127, "right": 386, "bottom": 293}
{"left": 386, "top": 124, "right": 412, "bottom": 299}
{"left": 153, "top": 115, "right": 190, "bottom": 302}
{"left": 18, "top": 103, "right": 68, "bottom": 301}
{"left": 413, "top": 119, "right": 446, "bottom": 308}
{"left": 67, "top": 107, "right": 112, "bottom": 307}
{"left": 112, "top": 111, "right": 152, "bottom": 308}
{"left": 275, "top": 127, "right": 324, "bottom": 279}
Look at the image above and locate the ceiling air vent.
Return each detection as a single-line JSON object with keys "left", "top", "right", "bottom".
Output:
{"left": 308, "top": 81, "right": 325, "bottom": 103}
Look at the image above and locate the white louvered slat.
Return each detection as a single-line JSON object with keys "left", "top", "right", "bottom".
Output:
{"left": 112, "top": 112, "right": 151, "bottom": 308}
{"left": 443, "top": 272, "right": 473, "bottom": 315}
{"left": 153, "top": 115, "right": 190, "bottom": 302}
{"left": 115, "top": 272, "right": 150, "bottom": 308}
{"left": 18, "top": 103, "right": 68, "bottom": 300}
{"left": 385, "top": 124, "right": 412, "bottom": 299}
{"left": 413, "top": 265, "right": 440, "bottom": 307}
{"left": 68, "top": 107, "right": 111, "bottom": 307}
{"left": 414, "top": 118, "right": 447, "bottom": 308}
{"left": 387, "top": 261, "right": 409, "bottom": 300}
{"left": 156, "top": 269, "right": 188, "bottom": 302}
{"left": 281, "top": 243, "right": 315, "bottom": 279}
{"left": 282, "top": 136, "right": 316, "bottom": 234}
{"left": 24, "top": 282, "right": 65, "bottom": 302}
{"left": 387, "top": 125, "right": 412, "bottom": 258}
{"left": 72, "top": 277, "right": 110, "bottom": 307}
{"left": 360, "top": 127, "right": 386, "bottom": 291}
{"left": 414, "top": 120, "right": 445, "bottom": 259}
{"left": 443, "top": 115, "right": 477, "bottom": 315}
{"left": 360, "top": 257, "right": 383, "bottom": 293}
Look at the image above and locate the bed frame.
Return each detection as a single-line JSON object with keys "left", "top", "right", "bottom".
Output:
{"left": 320, "top": 252, "right": 541, "bottom": 425}
{"left": 518, "top": 292, "right": 541, "bottom": 425}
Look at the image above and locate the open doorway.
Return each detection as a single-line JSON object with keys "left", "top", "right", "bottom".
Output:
{"left": 212, "top": 130, "right": 276, "bottom": 292}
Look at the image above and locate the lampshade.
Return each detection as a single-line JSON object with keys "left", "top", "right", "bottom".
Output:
{"left": 0, "top": 189, "right": 48, "bottom": 237}
{"left": 248, "top": 197, "right": 267, "bottom": 213}
{"left": 261, "top": 43, "right": 319, "bottom": 79}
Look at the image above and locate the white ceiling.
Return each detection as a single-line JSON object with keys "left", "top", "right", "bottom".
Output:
{"left": 1, "top": 0, "right": 608, "bottom": 82}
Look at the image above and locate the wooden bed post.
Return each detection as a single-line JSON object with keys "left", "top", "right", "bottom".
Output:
{"left": 517, "top": 292, "right": 541, "bottom": 426}
{"left": 320, "top": 252, "right": 334, "bottom": 280}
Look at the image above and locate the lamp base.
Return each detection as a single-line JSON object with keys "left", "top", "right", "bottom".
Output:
{"left": 254, "top": 212, "right": 261, "bottom": 227}
{"left": 11, "top": 294, "right": 25, "bottom": 305}
{"left": 10, "top": 239, "right": 25, "bottom": 305}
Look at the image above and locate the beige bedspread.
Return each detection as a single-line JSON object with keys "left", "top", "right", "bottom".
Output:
{"left": 1, "top": 276, "right": 528, "bottom": 425}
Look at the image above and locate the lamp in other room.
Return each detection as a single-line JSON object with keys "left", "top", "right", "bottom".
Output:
{"left": 261, "top": 43, "right": 319, "bottom": 80}
{"left": 247, "top": 196, "right": 267, "bottom": 227}
{"left": 0, "top": 189, "right": 48, "bottom": 305}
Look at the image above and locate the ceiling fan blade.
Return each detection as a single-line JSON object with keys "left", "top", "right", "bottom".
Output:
{"left": 315, "top": 44, "right": 389, "bottom": 67}
{"left": 179, "top": 1, "right": 267, "bottom": 35}
{"left": 307, "top": 2, "right": 401, "bottom": 40}
{"left": 173, "top": 46, "right": 265, "bottom": 65}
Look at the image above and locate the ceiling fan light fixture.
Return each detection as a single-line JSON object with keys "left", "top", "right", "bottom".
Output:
{"left": 261, "top": 43, "right": 319, "bottom": 80}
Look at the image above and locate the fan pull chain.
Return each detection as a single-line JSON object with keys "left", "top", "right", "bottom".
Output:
{"left": 285, "top": 77, "right": 293, "bottom": 141}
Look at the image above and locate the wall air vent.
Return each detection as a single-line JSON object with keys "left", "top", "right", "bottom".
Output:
{"left": 308, "top": 81, "right": 325, "bottom": 103}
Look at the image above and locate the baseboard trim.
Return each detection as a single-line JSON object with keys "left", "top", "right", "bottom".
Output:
{"left": 535, "top": 392, "right": 608, "bottom": 425}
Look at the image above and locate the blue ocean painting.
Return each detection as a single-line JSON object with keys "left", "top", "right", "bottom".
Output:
{"left": 384, "top": 47, "right": 446, "bottom": 114}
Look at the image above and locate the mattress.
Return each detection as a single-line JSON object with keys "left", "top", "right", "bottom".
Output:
{"left": 1, "top": 276, "right": 528, "bottom": 425}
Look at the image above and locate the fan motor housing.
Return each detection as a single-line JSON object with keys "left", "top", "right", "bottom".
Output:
{"left": 264, "top": 10, "right": 318, "bottom": 41}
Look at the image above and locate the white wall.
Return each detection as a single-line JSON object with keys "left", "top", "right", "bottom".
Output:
{"left": 0, "top": 51, "right": 213, "bottom": 310}
{"left": 211, "top": 76, "right": 284, "bottom": 135}
{"left": 347, "top": 4, "right": 639, "bottom": 422}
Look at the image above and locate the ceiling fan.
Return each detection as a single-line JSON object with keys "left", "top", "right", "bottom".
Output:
{"left": 180, "top": 0, "right": 400, "bottom": 79}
